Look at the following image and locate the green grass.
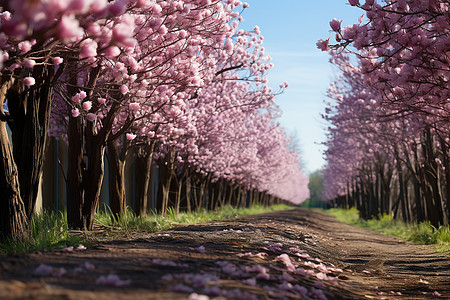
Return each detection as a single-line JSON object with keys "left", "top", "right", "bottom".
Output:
{"left": 0, "top": 211, "right": 82, "bottom": 257}
{"left": 95, "top": 203, "right": 293, "bottom": 234}
{"left": 1, "top": 204, "right": 292, "bottom": 257}
{"left": 326, "top": 208, "right": 450, "bottom": 254}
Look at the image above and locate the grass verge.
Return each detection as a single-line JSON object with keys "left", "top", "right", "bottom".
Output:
{"left": 1, "top": 204, "right": 292, "bottom": 257}
{"left": 94, "top": 204, "right": 292, "bottom": 235}
{"left": 326, "top": 208, "right": 450, "bottom": 254}
{"left": 0, "top": 211, "right": 82, "bottom": 257}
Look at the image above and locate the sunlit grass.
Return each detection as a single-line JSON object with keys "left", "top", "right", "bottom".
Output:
{"left": 0, "top": 211, "right": 82, "bottom": 257}
{"left": 326, "top": 208, "right": 450, "bottom": 254}
{"left": 1, "top": 204, "right": 292, "bottom": 257}
{"left": 95, "top": 203, "right": 293, "bottom": 235}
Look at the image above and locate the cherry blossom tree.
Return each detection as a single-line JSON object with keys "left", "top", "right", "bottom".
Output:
{"left": 319, "top": 0, "right": 449, "bottom": 226}
{"left": 0, "top": 0, "right": 113, "bottom": 239}
{"left": 49, "top": 0, "right": 246, "bottom": 229}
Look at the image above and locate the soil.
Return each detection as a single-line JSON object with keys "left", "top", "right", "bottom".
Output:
{"left": 0, "top": 208, "right": 449, "bottom": 300}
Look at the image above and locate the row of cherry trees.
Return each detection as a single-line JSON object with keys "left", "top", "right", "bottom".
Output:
{"left": 0, "top": 0, "right": 309, "bottom": 239}
{"left": 319, "top": 0, "right": 449, "bottom": 226}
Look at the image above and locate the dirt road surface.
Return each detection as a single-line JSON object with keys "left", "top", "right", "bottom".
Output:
{"left": 0, "top": 209, "right": 448, "bottom": 299}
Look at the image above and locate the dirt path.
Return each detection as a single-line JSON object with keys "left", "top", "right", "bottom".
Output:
{"left": 0, "top": 209, "right": 448, "bottom": 300}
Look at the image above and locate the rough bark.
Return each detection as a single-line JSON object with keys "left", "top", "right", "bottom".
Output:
{"left": 185, "top": 173, "right": 192, "bottom": 212}
{"left": 107, "top": 142, "right": 127, "bottom": 218}
{"left": 82, "top": 137, "right": 106, "bottom": 230}
{"left": 135, "top": 143, "right": 154, "bottom": 216}
{"left": 174, "top": 169, "right": 187, "bottom": 214}
{"left": 6, "top": 65, "right": 55, "bottom": 220}
{"left": 66, "top": 70, "right": 85, "bottom": 230}
{"left": 0, "top": 122, "right": 28, "bottom": 240}
{"left": 158, "top": 148, "right": 175, "bottom": 216}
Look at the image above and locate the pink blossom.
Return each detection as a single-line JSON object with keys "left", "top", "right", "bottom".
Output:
{"left": 71, "top": 108, "right": 80, "bottom": 118}
{"left": 109, "top": 0, "right": 128, "bottom": 15}
{"left": 103, "top": 46, "right": 121, "bottom": 57}
{"left": 276, "top": 254, "right": 296, "bottom": 272}
{"left": 300, "top": 253, "right": 311, "bottom": 259}
{"left": 280, "top": 273, "right": 295, "bottom": 282}
{"left": 79, "top": 91, "right": 87, "bottom": 100}
{"left": 76, "top": 244, "right": 87, "bottom": 250}
{"left": 188, "top": 294, "right": 210, "bottom": 300}
{"left": 243, "top": 2, "right": 249, "bottom": 8}
{"left": 294, "top": 268, "right": 307, "bottom": 276}
{"left": 432, "top": 291, "right": 442, "bottom": 297}
{"left": 242, "top": 277, "right": 256, "bottom": 286}
{"left": 0, "top": 11, "right": 11, "bottom": 22}
{"left": 96, "top": 274, "right": 131, "bottom": 287}
{"left": 52, "top": 57, "right": 64, "bottom": 65}
{"left": 82, "top": 101, "right": 92, "bottom": 111}
{"left": 80, "top": 39, "right": 98, "bottom": 59}
{"left": 35, "top": 264, "right": 53, "bottom": 276}
{"left": 170, "top": 283, "right": 193, "bottom": 293}
{"left": 120, "top": 85, "right": 129, "bottom": 95}
{"left": 58, "top": 14, "right": 83, "bottom": 41}
{"left": 255, "top": 252, "right": 268, "bottom": 259}
{"left": 224, "top": 39, "right": 233, "bottom": 51}
{"left": 82, "top": 262, "right": 95, "bottom": 270}
{"left": 221, "top": 263, "right": 237, "bottom": 275}
{"left": 112, "top": 22, "right": 136, "bottom": 47}
{"left": 126, "top": 133, "right": 136, "bottom": 140}
{"left": 97, "top": 97, "right": 106, "bottom": 104}
{"left": 316, "top": 272, "right": 329, "bottom": 280}
{"left": 23, "top": 77, "right": 36, "bottom": 87}
{"left": 129, "top": 102, "right": 140, "bottom": 111}
{"left": 52, "top": 267, "right": 67, "bottom": 277}
{"left": 236, "top": 252, "right": 254, "bottom": 258}
{"left": 62, "top": 246, "right": 74, "bottom": 252}
{"left": 86, "top": 113, "right": 97, "bottom": 122}
{"left": 18, "top": 41, "right": 32, "bottom": 54}
{"left": 72, "top": 95, "right": 80, "bottom": 104}
{"left": 189, "top": 245, "right": 206, "bottom": 253}
{"left": 330, "top": 18, "right": 341, "bottom": 31}
{"left": 34, "top": 264, "right": 66, "bottom": 277}
{"left": 316, "top": 39, "right": 329, "bottom": 51}
{"left": 151, "top": 259, "right": 178, "bottom": 267}
{"left": 349, "top": 0, "right": 359, "bottom": 5}
{"left": 23, "top": 59, "right": 36, "bottom": 68}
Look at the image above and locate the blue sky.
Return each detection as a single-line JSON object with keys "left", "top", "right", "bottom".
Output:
{"left": 239, "top": 0, "right": 363, "bottom": 174}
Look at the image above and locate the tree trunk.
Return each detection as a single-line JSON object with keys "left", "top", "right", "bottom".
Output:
{"left": 0, "top": 122, "right": 29, "bottom": 240}
{"left": 66, "top": 103, "right": 85, "bottom": 230}
{"left": 107, "top": 142, "right": 127, "bottom": 218}
{"left": 192, "top": 176, "right": 199, "bottom": 210}
{"left": 158, "top": 148, "right": 175, "bottom": 217}
{"left": 197, "top": 174, "right": 210, "bottom": 211}
{"left": 6, "top": 65, "right": 55, "bottom": 220}
{"left": 175, "top": 169, "right": 187, "bottom": 214}
{"left": 217, "top": 179, "right": 225, "bottom": 208}
{"left": 66, "top": 66, "right": 106, "bottom": 230}
{"left": 82, "top": 140, "right": 106, "bottom": 230}
{"left": 422, "top": 130, "right": 444, "bottom": 226}
{"left": 185, "top": 173, "right": 192, "bottom": 212}
{"left": 135, "top": 143, "right": 154, "bottom": 216}
{"left": 226, "top": 183, "right": 233, "bottom": 206}
{"left": 440, "top": 137, "right": 450, "bottom": 222}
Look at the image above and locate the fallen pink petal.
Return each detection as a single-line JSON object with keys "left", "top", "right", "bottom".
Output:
{"left": 96, "top": 274, "right": 131, "bottom": 287}
{"left": 34, "top": 264, "right": 53, "bottom": 276}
